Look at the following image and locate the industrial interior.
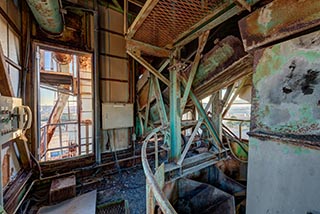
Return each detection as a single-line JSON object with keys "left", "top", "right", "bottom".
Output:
{"left": 0, "top": 0, "right": 319, "bottom": 213}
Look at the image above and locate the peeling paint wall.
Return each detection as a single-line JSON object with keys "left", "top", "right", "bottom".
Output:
{"left": 251, "top": 31, "right": 320, "bottom": 136}
{"left": 247, "top": 30, "right": 320, "bottom": 214}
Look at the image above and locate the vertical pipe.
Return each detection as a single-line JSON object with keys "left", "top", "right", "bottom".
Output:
{"left": 86, "top": 123, "right": 89, "bottom": 154}
{"left": 93, "top": 0, "right": 101, "bottom": 164}
{"left": 155, "top": 134, "right": 158, "bottom": 169}
{"left": 77, "top": 57, "right": 81, "bottom": 156}
{"left": 124, "top": 0, "right": 128, "bottom": 35}
{"left": 35, "top": 46, "right": 41, "bottom": 160}
{"left": 169, "top": 61, "right": 181, "bottom": 162}
{"left": 59, "top": 124, "right": 63, "bottom": 156}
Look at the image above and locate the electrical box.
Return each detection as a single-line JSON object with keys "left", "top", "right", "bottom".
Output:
{"left": 0, "top": 95, "right": 32, "bottom": 143}
{"left": 102, "top": 103, "right": 133, "bottom": 130}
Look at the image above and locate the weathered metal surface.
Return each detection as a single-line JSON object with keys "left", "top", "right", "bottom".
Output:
{"left": 39, "top": 190, "right": 97, "bottom": 214}
{"left": 180, "top": 30, "right": 209, "bottom": 112}
{"left": 128, "top": 0, "right": 260, "bottom": 48}
{"left": 251, "top": 30, "right": 320, "bottom": 138}
{"left": 169, "top": 61, "right": 181, "bottom": 162}
{"left": 26, "top": 0, "right": 63, "bottom": 34}
{"left": 194, "top": 54, "right": 253, "bottom": 100}
{"left": 190, "top": 36, "right": 246, "bottom": 88}
{"left": 127, "top": 51, "right": 170, "bottom": 86}
{"left": 239, "top": 0, "right": 320, "bottom": 51}
{"left": 126, "top": 39, "right": 171, "bottom": 58}
{"left": 165, "top": 178, "right": 235, "bottom": 214}
{"left": 247, "top": 138, "right": 320, "bottom": 214}
{"left": 32, "top": 10, "right": 90, "bottom": 51}
{"left": 141, "top": 128, "right": 177, "bottom": 214}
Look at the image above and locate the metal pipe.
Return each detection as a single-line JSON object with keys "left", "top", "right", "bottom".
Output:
{"left": 93, "top": 0, "right": 101, "bottom": 164}
{"left": 26, "top": 0, "right": 64, "bottom": 35}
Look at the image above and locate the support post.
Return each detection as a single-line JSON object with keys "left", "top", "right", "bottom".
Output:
{"left": 211, "top": 91, "right": 222, "bottom": 141}
{"left": 169, "top": 55, "right": 181, "bottom": 162}
{"left": 180, "top": 77, "right": 222, "bottom": 151}
{"left": 144, "top": 78, "right": 153, "bottom": 132}
{"left": 151, "top": 75, "right": 168, "bottom": 126}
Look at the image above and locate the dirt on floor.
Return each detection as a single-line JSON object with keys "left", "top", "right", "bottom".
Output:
{"left": 94, "top": 166, "right": 147, "bottom": 214}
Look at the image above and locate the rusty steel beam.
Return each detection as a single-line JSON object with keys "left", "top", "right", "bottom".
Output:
{"left": 127, "top": 50, "right": 170, "bottom": 86}
{"left": 233, "top": 0, "right": 251, "bottom": 12}
{"left": 239, "top": 0, "right": 320, "bottom": 52}
{"left": 126, "top": 39, "right": 171, "bottom": 58}
{"left": 127, "top": 0, "right": 159, "bottom": 39}
{"left": 128, "top": 0, "right": 145, "bottom": 8}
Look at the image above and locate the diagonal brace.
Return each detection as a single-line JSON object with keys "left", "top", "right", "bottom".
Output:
{"left": 177, "top": 93, "right": 216, "bottom": 165}
{"left": 180, "top": 30, "right": 210, "bottom": 112}
{"left": 127, "top": 50, "right": 170, "bottom": 86}
{"left": 180, "top": 77, "right": 223, "bottom": 152}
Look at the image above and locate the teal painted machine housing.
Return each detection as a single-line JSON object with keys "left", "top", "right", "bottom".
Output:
{"left": 26, "top": 0, "right": 64, "bottom": 35}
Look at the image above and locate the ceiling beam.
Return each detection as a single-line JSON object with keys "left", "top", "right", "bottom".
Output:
{"left": 126, "top": 39, "right": 171, "bottom": 58}
{"left": 128, "top": 0, "right": 144, "bottom": 8}
{"left": 127, "top": 50, "right": 170, "bottom": 86}
{"left": 126, "top": 0, "right": 159, "bottom": 39}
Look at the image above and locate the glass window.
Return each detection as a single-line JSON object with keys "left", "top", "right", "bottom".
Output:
{"left": 0, "top": 15, "right": 8, "bottom": 57}
{"left": 8, "top": 65, "right": 19, "bottom": 96}
{"left": 8, "top": 27, "right": 20, "bottom": 64}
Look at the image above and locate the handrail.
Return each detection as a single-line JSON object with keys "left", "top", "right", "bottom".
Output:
{"left": 141, "top": 127, "right": 177, "bottom": 214}
{"left": 40, "top": 121, "right": 78, "bottom": 130}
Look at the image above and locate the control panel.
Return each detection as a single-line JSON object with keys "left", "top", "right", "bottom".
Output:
{"left": 0, "top": 95, "right": 32, "bottom": 144}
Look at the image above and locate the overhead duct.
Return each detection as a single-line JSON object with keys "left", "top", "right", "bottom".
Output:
{"left": 26, "top": 0, "right": 64, "bottom": 35}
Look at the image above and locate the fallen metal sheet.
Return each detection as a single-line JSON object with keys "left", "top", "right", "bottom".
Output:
{"left": 239, "top": 0, "right": 320, "bottom": 51}
{"left": 38, "top": 190, "right": 97, "bottom": 214}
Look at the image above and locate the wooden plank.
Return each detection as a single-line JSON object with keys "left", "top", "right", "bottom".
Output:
{"left": 127, "top": 39, "right": 171, "bottom": 58}
{"left": 126, "top": 0, "right": 160, "bottom": 38}
{"left": 0, "top": 43, "right": 13, "bottom": 97}
{"left": 239, "top": 0, "right": 320, "bottom": 51}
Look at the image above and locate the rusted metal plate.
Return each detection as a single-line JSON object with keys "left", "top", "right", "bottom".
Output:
{"left": 239, "top": 0, "right": 320, "bottom": 51}
{"left": 129, "top": 0, "right": 261, "bottom": 48}
{"left": 251, "top": 30, "right": 320, "bottom": 138}
{"left": 190, "top": 36, "right": 246, "bottom": 88}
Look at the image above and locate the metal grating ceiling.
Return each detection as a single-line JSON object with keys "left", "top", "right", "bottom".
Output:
{"left": 132, "top": 0, "right": 228, "bottom": 48}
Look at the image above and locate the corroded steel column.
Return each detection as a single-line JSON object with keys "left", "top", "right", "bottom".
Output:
{"left": 169, "top": 56, "right": 181, "bottom": 162}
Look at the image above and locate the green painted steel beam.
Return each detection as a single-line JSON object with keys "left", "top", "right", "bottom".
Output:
{"left": 152, "top": 75, "right": 168, "bottom": 126}
{"left": 180, "top": 31, "right": 209, "bottom": 112}
{"left": 180, "top": 78, "right": 222, "bottom": 151}
{"left": 144, "top": 78, "right": 154, "bottom": 132}
{"left": 169, "top": 64, "right": 181, "bottom": 162}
